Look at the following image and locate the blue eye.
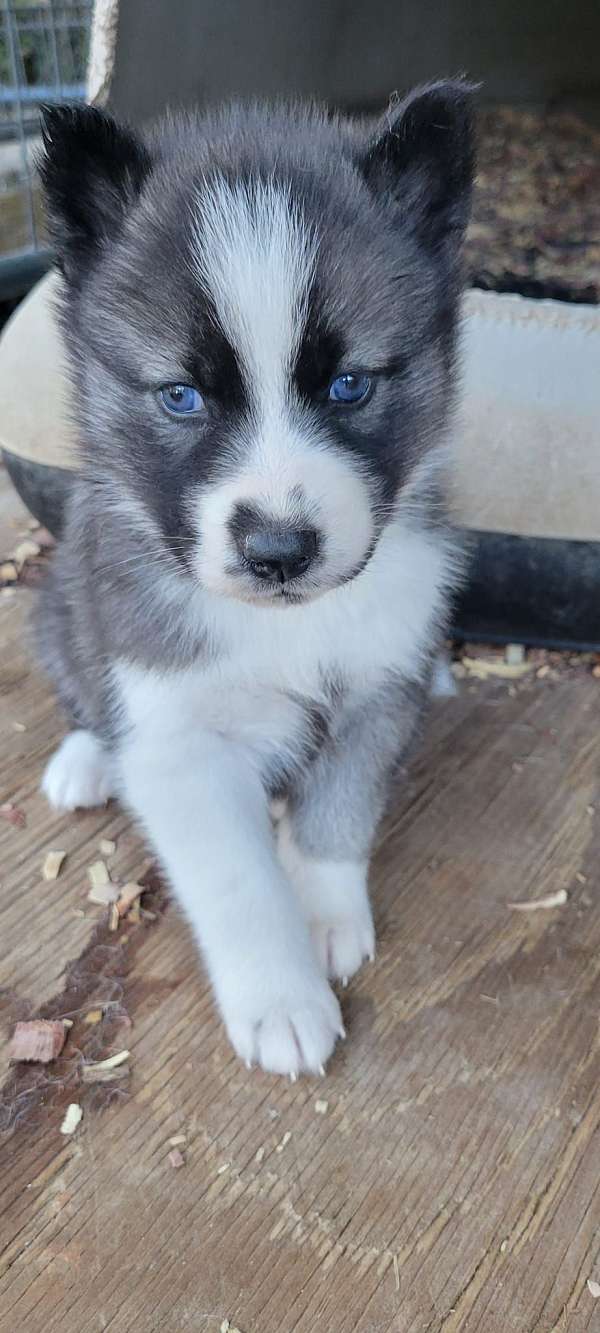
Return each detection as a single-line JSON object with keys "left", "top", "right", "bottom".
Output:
{"left": 328, "top": 372, "right": 372, "bottom": 405}
{"left": 159, "top": 383, "right": 204, "bottom": 416}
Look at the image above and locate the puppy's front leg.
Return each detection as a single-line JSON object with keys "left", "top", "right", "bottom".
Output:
{"left": 278, "top": 680, "right": 426, "bottom": 983}
{"left": 119, "top": 726, "right": 342, "bottom": 1075}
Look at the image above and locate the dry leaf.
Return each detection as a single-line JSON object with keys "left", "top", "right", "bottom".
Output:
{"left": 13, "top": 538, "right": 41, "bottom": 568}
{"left": 508, "top": 889, "right": 568, "bottom": 912}
{"left": 9, "top": 1019, "right": 69, "bottom": 1063}
{"left": 0, "top": 801, "right": 26, "bottom": 828}
{"left": 42, "top": 849, "right": 67, "bottom": 881}
{"left": 587, "top": 1279, "right": 600, "bottom": 1298}
{"left": 98, "top": 838, "right": 116, "bottom": 857}
{"left": 60, "top": 1103, "right": 83, "bottom": 1135}
{"left": 168, "top": 1148, "right": 185, "bottom": 1169}
{"left": 315, "top": 1099, "right": 329, "bottom": 1115}
{"left": 462, "top": 656, "right": 534, "bottom": 680}
{"left": 87, "top": 860, "right": 110, "bottom": 889}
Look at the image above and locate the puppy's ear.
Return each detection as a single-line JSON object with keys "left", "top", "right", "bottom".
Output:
{"left": 39, "top": 104, "right": 151, "bottom": 278}
{"left": 360, "top": 80, "right": 476, "bottom": 256}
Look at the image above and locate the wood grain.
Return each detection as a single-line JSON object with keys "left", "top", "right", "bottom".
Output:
{"left": 1, "top": 469, "right": 600, "bottom": 1333}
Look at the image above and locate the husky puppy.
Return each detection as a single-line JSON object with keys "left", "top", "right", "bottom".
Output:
{"left": 36, "top": 81, "right": 474, "bottom": 1075}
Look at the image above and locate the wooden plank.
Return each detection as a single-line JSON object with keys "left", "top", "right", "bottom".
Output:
{"left": 1, "top": 468, "right": 600, "bottom": 1333}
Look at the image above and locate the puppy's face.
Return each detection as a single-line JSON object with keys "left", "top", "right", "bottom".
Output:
{"left": 41, "top": 87, "right": 474, "bottom": 605}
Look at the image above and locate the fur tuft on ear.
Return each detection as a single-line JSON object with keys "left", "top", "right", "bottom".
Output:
{"left": 39, "top": 104, "right": 151, "bottom": 278}
{"left": 361, "top": 79, "right": 477, "bottom": 256}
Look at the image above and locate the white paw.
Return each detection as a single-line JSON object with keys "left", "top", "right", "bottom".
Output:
{"left": 218, "top": 964, "right": 343, "bottom": 1076}
{"left": 310, "top": 913, "right": 375, "bottom": 983}
{"left": 41, "top": 731, "right": 115, "bottom": 812}
{"left": 277, "top": 820, "right": 375, "bottom": 982}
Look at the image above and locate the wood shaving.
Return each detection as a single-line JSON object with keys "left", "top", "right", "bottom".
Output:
{"left": 168, "top": 1148, "right": 185, "bottom": 1169}
{"left": 169, "top": 1134, "right": 187, "bottom": 1146}
{"left": 116, "top": 881, "right": 144, "bottom": 917}
{"left": 276, "top": 1131, "right": 292, "bottom": 1152}
{"left": 84, "top": 1009, "right": 103, "bottom": 1024}
{"left": 587, "top": 1279, "right": 600, "bottom": 1298}
{"left": 508, "top": 888, "right": 568, "bottom": 912}
{"left": 315, "top": 1099, "right": 329, "bottom": 1114}
{"left": 42, "top": 849, "right": 67, "bottom": 881}
{"left": 98, "top": 838, "right": 116, "bottom": 856}
{"left": 82, "top": 1063, "right": 130, "bottom": 1084}
{"left": 13, "top": 538, "right": 41, "bottom": 568}
{"left": 462, "top": 656, "right": 534, "bottom": 681}
{"left": 108, "top": 903, "right": 120, "bottom": 931}
{"left": 87, "top": 882, "right": 119, "bottom": 906}
{"left": 0, "top": 801, "right": 26, "bottom": 828}
{"left": 60, "top": 1103, "right": 83, "bottom": 1135}
{"left": 86, "top": 1049, "right": 129, "bottom": 1071}
{"left": 504, "top": 643, "right": 525, "bottom": 665}
{"left": 87, "top": 860, "right": 110, "bottom": 889}
{"left": 9, "top": 1019, "right": 69, "bottom": 1063}
{"left": 0, "top": 560, "right": 18, "bottom": 582}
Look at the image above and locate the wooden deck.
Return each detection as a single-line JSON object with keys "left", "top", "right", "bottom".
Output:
{"left": 1, "top": 468, "right": 600, "bottom": 1333}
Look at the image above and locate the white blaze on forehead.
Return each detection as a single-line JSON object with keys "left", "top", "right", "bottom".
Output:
{"left": 192, "top": 176, "right": 317, "bottom": 401}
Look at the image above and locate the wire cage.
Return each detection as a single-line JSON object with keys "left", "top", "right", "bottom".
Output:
{"left": 0, "top": 0, "right": 92, "bottom": 294}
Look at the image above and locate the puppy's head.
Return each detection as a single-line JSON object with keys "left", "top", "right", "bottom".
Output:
{"left": 40, "top": 85, "right": 474, "bottom": 605}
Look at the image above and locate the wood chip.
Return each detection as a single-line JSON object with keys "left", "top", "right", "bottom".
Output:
{"left": 60, "top": 1103, "right": 83, "bottom": 1135}
{"left": 169, "top": 1134, "right": 187, "bottom": 1146}
{"left": 217, "top": 1162, "right": 230, "bottom": 1175}
{"left": 98, "top": 838, "right": 116, "bottom": 857}
{"left": 168, "top": 1148, "right": 185, "bottom": 1169}
{"left": 462, "top": 656, "right": 534, "bottom": 681}
{"left": 315, "top": 1099, "right": 329, "bottom": 1114}
{"left": 9, "top": 1019, "right": 69, "bottom": 1063}
{"left": 86, "top": 1049, "right": 129, "bottom": 1071}
{"left": 276, "top": 1131, "right": 292, "bottom": 1152}
{"left": 42, "top": 849, "right": 67, "bottom": 881}
{"left": 12, "top": 721, "right": 26, "bottom": 732}
{"left": 536, "top": 664, "right": 550, "bottom": 679}
{"left": 108, "top": 902, "right": 120, "bottom": 931}
{"left": 575, "top": 872, "right": 587, "bottom": 885}
{"left": 587, "top": 1279, "right": 600, "bottom": 1298}
{"left": 0, "top": 801, "right": 26, "bottom": 828}
{"left": 82, "top": 1063, "right": 130, "bottom": 1084}
{"left": 254, "top": 1146, "right": 265, "bottom": 1163}
{"left": 586, "top": 805, "right": 595, "bottom": 816}
{"left": 87, "top": 882, "right": 119, "bottom": 906}
{"left": 508, "top": 888, "right": 568, "bottom": 912}
{"left": 220, "top": 1322, "right": 230, "bottom": 1333}
{"left": 116, "top": 881, "right": 143, "bottom": 917}
{"left": 392, "top": 1253, "right": 400, "bottom": 1292}
{"left": 84, "top": 1009, "right": 104, "bottom": 1025}
{"left": 87, "top": 860, "right": 110, "bottom": 889}
{"left": 13, "top": 538, "right": 41, "bottom": 568}
{"left": 0, "top": 560, "right": 18, "bottom": 583}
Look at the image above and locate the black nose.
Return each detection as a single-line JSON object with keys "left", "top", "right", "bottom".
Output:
{"left": 238, "top": 526, "right": 318, "bottom": 582}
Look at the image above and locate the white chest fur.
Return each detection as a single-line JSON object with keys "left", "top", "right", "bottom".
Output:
{"left": 115, "top": 520, "right": 452, "bottom": 763}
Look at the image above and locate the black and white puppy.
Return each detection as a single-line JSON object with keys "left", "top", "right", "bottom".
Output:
{"left": 37, "top": 82, "right": 474, "bottom": 1076}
